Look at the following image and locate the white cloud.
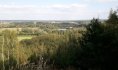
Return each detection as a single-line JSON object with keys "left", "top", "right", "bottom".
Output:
{"left": 0, "top": 3, "right": 110, "bottom": 20}
{"left": 0, "top": 4, "right": 88, "bottom": 10}
{"left": 83, "top": 0, "right": 118, "bottom": 3}
{"left": 97, "top": 0, "right": 117, "bottom": 3}
{"left": 47, "top": 4, "right": 87, "bottom": 9}
{"left": 0, "top": 4, "right": 90, "bottom": 20}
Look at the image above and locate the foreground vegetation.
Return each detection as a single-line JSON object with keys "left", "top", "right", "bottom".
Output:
{"left": 0, "top": 9, "right": 118, "bottom": 70}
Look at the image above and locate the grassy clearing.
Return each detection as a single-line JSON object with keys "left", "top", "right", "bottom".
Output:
{"left": 0, "top": 35, "right": 34, "bottom": 41}
{"left": 17, "top": 35, "right": 34, "bottom": 41}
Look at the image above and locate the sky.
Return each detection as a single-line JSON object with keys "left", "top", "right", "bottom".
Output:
{"left": 0, "top": 0, "right": 118, "bottom": 20}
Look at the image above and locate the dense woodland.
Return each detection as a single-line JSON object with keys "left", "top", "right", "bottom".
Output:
{"left": 0, "top": 9, "right": 118, "bottom": 70}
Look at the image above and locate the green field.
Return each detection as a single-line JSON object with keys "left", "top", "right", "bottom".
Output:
{"left": 17, "top": 35, "right": 34, "bottom": 41}
{"left": 0, "top": 35, "right": 34, "bottom": 42}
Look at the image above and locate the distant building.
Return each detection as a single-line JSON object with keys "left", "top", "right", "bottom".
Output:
{"left": 66, "top": 27, "right": 73, "bottom": 29}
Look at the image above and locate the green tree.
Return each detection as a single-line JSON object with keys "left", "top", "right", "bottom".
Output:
{"left": 52, "top": 31, "right": 80, "bottom": 69}
{"left": 79, "top": 13, "right": 118, "bottom": 69}
{"left": 106, "top": 9, "right": 118, "bottom": 24}
{"left": 79, "top": 19, "right": 105, "bottom": 69}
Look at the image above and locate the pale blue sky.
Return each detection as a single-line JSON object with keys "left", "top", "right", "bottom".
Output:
{"left": 0, "top": 0, "right": 117, "bottom": 20}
